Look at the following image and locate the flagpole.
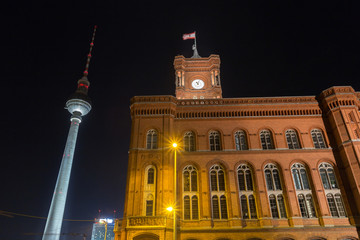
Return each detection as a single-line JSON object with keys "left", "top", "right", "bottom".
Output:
{"left": 194, "top": 31, "right": 197, "bottom": 50}
{"left": 191, "top": 31, "right": 200, "bottom": 58}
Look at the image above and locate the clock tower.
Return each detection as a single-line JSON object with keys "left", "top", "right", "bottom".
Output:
{"left": 174, "top": 54, "right": 222, "bottom": 99}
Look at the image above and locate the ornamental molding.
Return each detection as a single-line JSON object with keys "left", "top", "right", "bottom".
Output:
{"left": 131, "top": 95, "right": 318, "bottom": 106}
{"left": 127, "top": 216, "right": 166, "bottom": 227}
{"left": 321, "top": 86, "right": 355, "bottom": 98}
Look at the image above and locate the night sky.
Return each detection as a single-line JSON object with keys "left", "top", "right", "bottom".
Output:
{"left": 2, "top": 1, "right": 360, "bottom": 239}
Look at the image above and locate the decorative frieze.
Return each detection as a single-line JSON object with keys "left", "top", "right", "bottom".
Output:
{"left": 127, "top": 216, "right": 166, "bottom": 227}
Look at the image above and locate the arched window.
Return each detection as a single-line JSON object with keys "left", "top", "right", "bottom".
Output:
{"left": 260, "top": 130, "right": 274, "bottom": 150}
{"left": 320, "top": 163, "right": 346, "bottom": 217}
{"left": 235, "top": 130, "right": 248, "bottom": 150}
{"left": 184, "top": 131, "right": 195, "bottom": 151}
{"left": 285, "top": 129, "right": 300, "bottom": 149}
{"left": 264, "top": 164, "right": 287, "bottom": 218}
{"left": 291, "top": 163, "right": 316, "bottom": 218}
{"left": 237, "top": 164, "right": 257, "bottom": 219}
{"left": 144, "top": 166, "right": 156, "bottom": 216}
{"left": 210, "top": 164, "right": 227, "bottom": 219}
{"left": 311, "top": 129, "right": 327, "bottom": 149}
{"left": 183, "top": 165, "right": 199, "bottom": 220}
{"left": 291, "top": 163, "right": 310, "bottom": 190}
{"left": 183, "top": 165, "right": 198, "bottom": 192}
{"left": 209, "top": 131, "right": 222, "bottom": 151}
{"left": 210, "top": 165, "right": 225, "bottom": 191}
{"left": 264, "top": 164, "right": 282, "bottom": 191}
{"left": 146, "top": 129, "right": 158, "bottom": 149}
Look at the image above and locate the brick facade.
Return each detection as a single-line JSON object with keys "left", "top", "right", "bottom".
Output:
{"left": 114, "top": 55, "right": 360, "bottom": 240}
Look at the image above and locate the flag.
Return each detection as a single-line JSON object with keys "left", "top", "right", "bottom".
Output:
{"left": 183, "top": 32, "right": 196, "bottom": 40}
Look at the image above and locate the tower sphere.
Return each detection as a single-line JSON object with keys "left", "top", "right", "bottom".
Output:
{"left": 66, "top": 98, "right": 92, "bottom": 116}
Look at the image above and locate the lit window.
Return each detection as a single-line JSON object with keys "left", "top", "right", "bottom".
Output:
{"left": 146, "top": 129, "right": 158, "bottom": 149}
{"left": 260, "top": 130, "right": 274, "bottom": 149}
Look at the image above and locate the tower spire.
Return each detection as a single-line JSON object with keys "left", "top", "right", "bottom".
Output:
{"left": 83, "top": 25, "right": 97, "bottom": 77}
{"left": 42, "top": 26, "right": 96, "bottom": 240}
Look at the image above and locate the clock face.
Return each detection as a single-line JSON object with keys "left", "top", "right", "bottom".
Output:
{"left": 191, "top": 79, "right": 205, "bottom": 89}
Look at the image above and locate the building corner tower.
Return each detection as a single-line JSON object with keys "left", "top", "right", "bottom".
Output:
{"left": 42, "top": 26, "right": 96, "bottom": 240}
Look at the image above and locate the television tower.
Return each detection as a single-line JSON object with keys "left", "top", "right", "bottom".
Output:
{"left": 42, "top": 26, "right": 97, "bottom": 240}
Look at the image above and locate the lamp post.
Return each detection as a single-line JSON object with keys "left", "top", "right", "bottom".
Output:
{"left": 171, "top": 142, "right": 178, "bottom": 240}
{"left": 99, "top": 219, "right": 108, "bottom": 240}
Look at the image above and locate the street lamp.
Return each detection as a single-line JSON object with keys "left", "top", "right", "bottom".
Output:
{"left": 171, "top": 142, "right": 178, "bottom": 240}
{"left": 99, "top": 219, "right": 108, "bottom": 240}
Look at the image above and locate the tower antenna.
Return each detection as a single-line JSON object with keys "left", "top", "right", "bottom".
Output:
{"left": 83, "top": 25, "right": 97, "bottom": 77}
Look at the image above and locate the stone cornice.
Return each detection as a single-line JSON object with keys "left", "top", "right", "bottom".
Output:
{"left": 130, "top": 95, "right": 318, "bottom": 106}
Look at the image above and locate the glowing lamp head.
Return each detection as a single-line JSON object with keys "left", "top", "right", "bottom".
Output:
{"left": 172, "top": 143, "right": 178, "bottom": 148}
{"left": 166, "top": 206, "right": 173, "bottom": 212}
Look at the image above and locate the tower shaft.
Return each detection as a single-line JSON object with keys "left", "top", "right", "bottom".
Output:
{"left": 42, "top": 116, "right": 81, "bottom": 240}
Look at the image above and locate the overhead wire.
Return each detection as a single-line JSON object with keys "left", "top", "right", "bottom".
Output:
{"left": 0, "top": 210, "right": 94, "bottom": 222}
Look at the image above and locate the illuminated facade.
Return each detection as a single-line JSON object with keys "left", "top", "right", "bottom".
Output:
{"left": 115, "top": 53, "right": 360, "bottom": 240}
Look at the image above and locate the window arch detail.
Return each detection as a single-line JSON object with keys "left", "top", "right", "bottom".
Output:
{"left": 235, "top": 130, "right": 248, "bottom": 150}
{"left": 311, "top": 129, "right": 327, "bottom": 149}
{"left": 285, "top": 129, "right": 301, "bottom": 149}
{"left": 146, "top": 129, "right": 158, "bottom": 149}
{"left": 260, "top": 130, "right": 274, "bottom": 150}
{"left": 209, "top": 130, "right": 222, "bottom": 151}
{"left": 184, "top": 131, "right": 196, "bottom": 151}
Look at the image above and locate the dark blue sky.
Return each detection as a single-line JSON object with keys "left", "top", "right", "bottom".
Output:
{"left": 1, "top": 1, "right": 360, "bottom": 239}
